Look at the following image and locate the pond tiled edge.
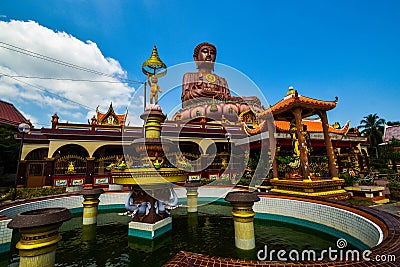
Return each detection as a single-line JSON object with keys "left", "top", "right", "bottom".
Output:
{"left": 0, "top": 216, "right": 12, "bottom": 253}
{"left": 164, "top": 194, "right": 400, "bottom": 266}
{"left": 253, "top": 195, "right": 383, "bottom": 248}
{"left": 0, "top": 191, "right": 129, "bottom": 253}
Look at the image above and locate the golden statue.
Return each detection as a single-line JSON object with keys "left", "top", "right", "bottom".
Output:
{"left": 147, "top": 74, "right": 162, "bottom": 104}
{"left": 142, "top": 45, "right": 167, "bottom": 105}
{"left": 66, "top": 161, "right": 76, "bottom": 174}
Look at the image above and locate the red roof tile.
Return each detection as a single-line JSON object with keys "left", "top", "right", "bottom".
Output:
{"left": 0, "top": 100, "right": 29, "bottom": 127}
{"left": 275, "top": 118, "right": 350, "bottom": 134}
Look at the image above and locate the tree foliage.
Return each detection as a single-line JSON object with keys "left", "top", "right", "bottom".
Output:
{"left": 358, "top": 113, "right": 385, "bottom": 148}
{"left": 0, "top": 125, "right": 20, "bottom": 174}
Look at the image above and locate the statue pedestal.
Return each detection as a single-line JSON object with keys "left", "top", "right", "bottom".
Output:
{"left": 7, "top": 208, "right": 72, "bottom": 267}
{"left": 270, "top": 179, "right": 350, "bottom": 200}
{"left": 185, "top": 182, "right": 200, "bottom": 213}
{"left": 128, "top": 217, "right": 172, "bottom": 239}
{"left": 224, "top": 191, "right": 260, "bottom": 250}
{"left": 81, "top": 188, "right": 104, "bottom": 225}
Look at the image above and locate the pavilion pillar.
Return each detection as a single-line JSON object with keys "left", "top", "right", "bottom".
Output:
{"left": 292, "top": 108, "right": 311, "bottom": 181}
{"left": 319, "top": 111, "right": 338, "bottom": 179}
{"left": 44, "top": 158, "right": 55, "bottom": 186}
{"left": 267, "top": 119, "right": 278, "bottom": 179}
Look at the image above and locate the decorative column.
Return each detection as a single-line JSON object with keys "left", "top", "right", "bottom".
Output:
{"left": 7, "top": 208, "right": 72, "bottom": 267}
{"left": 141, "top": 105, "right": 165, "bottom": 139}
{"left": 319, "top": 110, "right": 338, "bottom": 179}
{"left": 185, "top": 182, "right": 200, "bottom": 213}
{"left": 292, "top": 108, "right": 311, "bottom": 181}
{"left": 81, "top": 188, "right": 104, "bottom": 225}
{"left": 224, "top": 191, "right": 260, "bottom": 250}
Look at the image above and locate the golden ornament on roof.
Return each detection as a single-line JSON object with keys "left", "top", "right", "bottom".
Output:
{"left": 142, "top": 45, "right": 167, "bottom": 78}
{"left": 210, "top": 96, "right": 218, "bottom": 112}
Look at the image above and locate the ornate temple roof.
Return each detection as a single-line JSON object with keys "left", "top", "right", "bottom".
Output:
{"left": 95, "top": 103, "right": 127, "bottom": 126}
{"left": 275, "top": 118, "right": 350, "bottom": 134}
{"left": 259, "top": 89, "right": 338, "bottom": 120}
{"left": 0, "top": 100, "right": 30, "bottom": 127}
{"left": 243, "top": 118, "right": 350, "bottom": 136}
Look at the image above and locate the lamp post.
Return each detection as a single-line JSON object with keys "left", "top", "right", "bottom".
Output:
{"left": 225, "top": 132, "right": 231, "bottom": 153}
{"left": 13, "top": 123, "right": 30, "bottom": 201}
{"left": 225, "top": 132, "right": 232, "bottom": 172}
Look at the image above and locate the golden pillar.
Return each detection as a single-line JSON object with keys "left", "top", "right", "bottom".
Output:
{"left": 140, "top": 106, "right": 166, "bottom": 139}
{"left": 225, "top": 191, "right": 260, "bottom": 250}
{"left": 81, "top": 188, "right": 104, "bottom": 225}
{"left": 7, "top": 208, "right": 72, "bottom": 267}
{"left": 319, "top": 111, "right": 339, "bottom": 179}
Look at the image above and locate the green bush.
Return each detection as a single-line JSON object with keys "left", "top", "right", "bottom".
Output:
{"left": 388, "top": 181, "right": 400, "bottom": 200}
{"left": 237, "top": 176, "right": 251, "bottom": 186}
{"left": 339, "top": 173, "right": 359, "bottom": 187}
{"left": 0, "top": 187, "right": 66, "bottom": 202}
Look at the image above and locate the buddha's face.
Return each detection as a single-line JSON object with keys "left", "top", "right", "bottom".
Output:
{"left": 195, "top": 45, "right": 216, "bottom": 71}
{"left": 197, "top": 45, "right": 216, "bottom": 62}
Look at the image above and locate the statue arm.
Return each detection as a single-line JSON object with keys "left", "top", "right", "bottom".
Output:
{"left": 147, "top": 74, "right": 151, "bottom": 86}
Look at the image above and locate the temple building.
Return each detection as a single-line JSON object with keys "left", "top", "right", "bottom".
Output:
{"left": 15, "top": 43, "right": 368, "bottom": 197}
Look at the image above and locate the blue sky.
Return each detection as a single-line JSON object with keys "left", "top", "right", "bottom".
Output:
{"left": 0, "top": 0, "right": 399, "bottom": 127}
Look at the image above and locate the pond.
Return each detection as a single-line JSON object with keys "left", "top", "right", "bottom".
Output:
{"left": 4, "top": 202, "right": 360, "bottom": 267}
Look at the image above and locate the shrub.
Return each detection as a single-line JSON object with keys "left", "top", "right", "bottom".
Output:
{"left": 0, "top": 187, "right": 66, "bottom": 202}
{"left": 339, "top": 173, "right": 359, "bottom": 187}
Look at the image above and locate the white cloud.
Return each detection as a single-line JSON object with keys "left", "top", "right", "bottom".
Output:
{"left": 0, "top": 20, "right": 143, "bottom": 126}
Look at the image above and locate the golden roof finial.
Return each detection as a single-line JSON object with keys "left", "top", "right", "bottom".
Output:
{"left": 286, "top": 86, "right": 296, "bottom": 96}
{"left": 210, "top": 96, "right": 218, "bottom": 112}
{"left": 142, "top": 45, "right": 167, "bottom": 77}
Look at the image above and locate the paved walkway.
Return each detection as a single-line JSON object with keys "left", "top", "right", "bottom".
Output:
{"left": 371, "top": 201, "right": 400, "bottom": 217}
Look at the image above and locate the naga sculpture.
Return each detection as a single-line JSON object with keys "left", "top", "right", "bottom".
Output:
{"left": 124, "top": 188, "right": 179, "bottom": 218}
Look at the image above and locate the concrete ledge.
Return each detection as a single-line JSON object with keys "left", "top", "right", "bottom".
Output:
{"left": 128, "top": 217, "right": 172, "bottom": 239}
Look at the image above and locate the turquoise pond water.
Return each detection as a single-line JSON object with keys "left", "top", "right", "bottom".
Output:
{"left": 2, "top": 202, "right": 364, "bottom": 267}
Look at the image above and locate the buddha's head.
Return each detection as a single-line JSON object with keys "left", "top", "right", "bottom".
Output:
{"left": 193, "top": 42, "right": 217, "bottom": 72}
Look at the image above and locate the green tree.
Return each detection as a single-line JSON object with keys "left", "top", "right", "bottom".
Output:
{"left": 387, "top": 121, "right": 400, "bottom": 126}
{"left": 380, "top": 138, "right": 400, "bottom": 172}
{"left": 358, "top": 113, "right": 385, "bottom": 155}
{"left": 0, "top": 125, "right": 20, "bottom": 175}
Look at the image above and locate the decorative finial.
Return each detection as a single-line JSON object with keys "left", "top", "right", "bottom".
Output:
{"left": 286, "top": 86, "right": 296, "bottom": 96}
{"left": 210, "top": 96, "right": 218, "bottom": 112}
{"left": 142, "top": 45, "right": 167, "bottom": 77}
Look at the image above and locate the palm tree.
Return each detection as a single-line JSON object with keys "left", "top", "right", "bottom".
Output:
{"left": 358, "top": 113, "right": 385, "bottom": 154}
